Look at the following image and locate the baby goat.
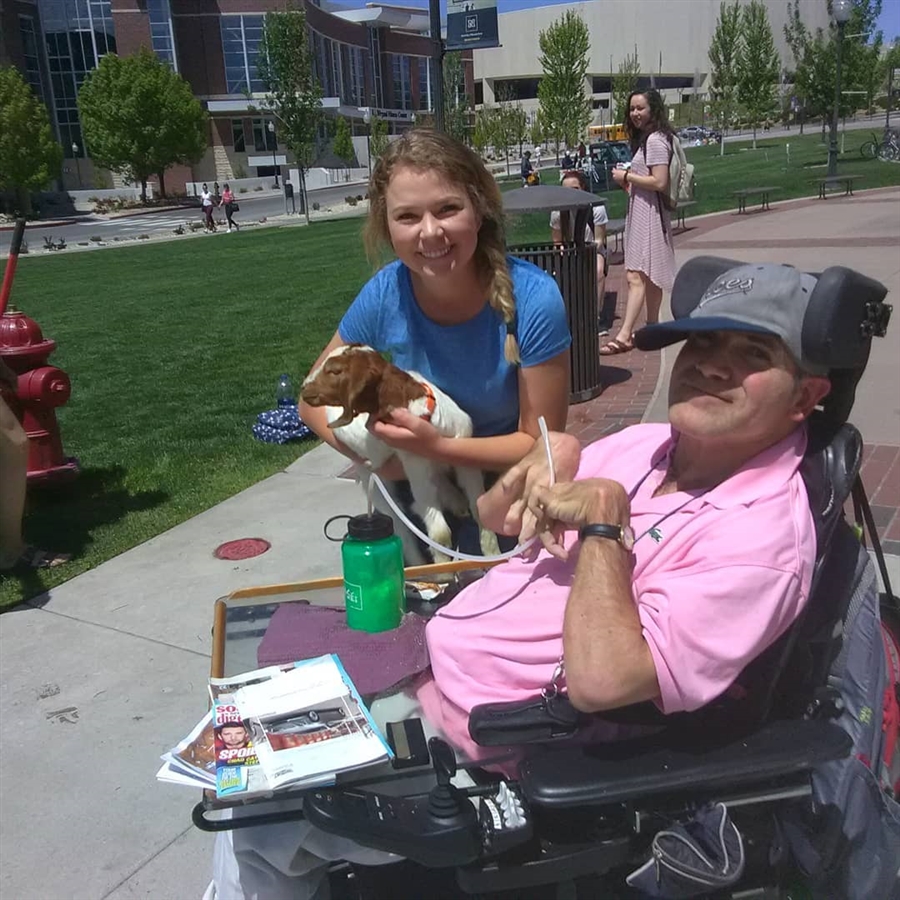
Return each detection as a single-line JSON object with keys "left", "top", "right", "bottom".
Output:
{"left": 301, "top": 345, "right": 500, "bottom": 565}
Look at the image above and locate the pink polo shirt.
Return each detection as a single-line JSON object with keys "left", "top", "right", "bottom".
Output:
{"left": 417, "top": 423, "right": 816, "bottom": 760}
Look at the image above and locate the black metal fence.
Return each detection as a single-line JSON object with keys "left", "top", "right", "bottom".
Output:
{"left": 509, "top": 240, "right": 603, "bottom": 403}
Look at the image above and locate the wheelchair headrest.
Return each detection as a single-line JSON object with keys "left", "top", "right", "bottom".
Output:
{"left": 634, "top": 256, "right": 891, "bottom": 428}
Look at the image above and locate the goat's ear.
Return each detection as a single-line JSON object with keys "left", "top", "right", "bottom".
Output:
{"left": 330, "top": 351, "right": 383, "bottom": 427}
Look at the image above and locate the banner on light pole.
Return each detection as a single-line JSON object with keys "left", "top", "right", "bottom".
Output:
{"left": 446, "top": 0, "right": 499, "bottom": 51}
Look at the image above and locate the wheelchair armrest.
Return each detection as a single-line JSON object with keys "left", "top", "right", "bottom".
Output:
{"left": 518, "top": 718, "right": 850, "bottom": 809}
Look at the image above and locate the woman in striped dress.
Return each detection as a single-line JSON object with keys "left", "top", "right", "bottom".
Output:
{"left": 603, "top": 89, "right": 676, "bottom": 354}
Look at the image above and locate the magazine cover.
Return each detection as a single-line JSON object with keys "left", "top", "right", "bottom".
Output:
{"left": 163, "top": 711, "right": 216, "bottom": 785}
{"left": 234, "top": 654, "right": 392, "bottom": 791}
{"left": 212, "top": 699, "right": 273, "bottom": 798}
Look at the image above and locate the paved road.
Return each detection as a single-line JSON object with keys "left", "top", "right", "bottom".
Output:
{"left": 0, "top": 181, "right": 366, "bottom": 253}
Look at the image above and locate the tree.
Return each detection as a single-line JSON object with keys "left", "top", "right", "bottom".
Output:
{"left": 472, "top": 108, "right": 494, "bottom": 157}
{"left": 841, "top": 0, "right": 883, "bottom": 114}
{"left": 529, "top": 110, "right": 545, "bottom": 149}
{"left": 736, "top": 0, "right": 779, "bottom": 148}
{"left": 708, "top": 0, "right": 742, "bottom": 156}
{"left": 537, "top": 10, "right": 593, "bottom": 149}
{"left": 611, "top": 51, "right": 641, "bottom": 126}
{"left": 77, "top": 49, "right": 206, "bottom": 201}
{"left": 257, "top": 5, "right": 323, "bottom": 223}
{"left": 0, "top": 67, "right": 62, "bottom": 215}
{"left": 333, "top": 116, "right": 355, "bottom": 173}
{"left": 443, "top": 51, "right": 471, "bottom": 144}
{"left": 369, "top": 115, "right": 389, "bottom": 160}
{"left": 496, "top": 83, "right": 529, "bottom": 160}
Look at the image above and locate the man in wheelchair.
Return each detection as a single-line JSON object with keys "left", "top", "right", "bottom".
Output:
{"left": 209, "top": 258, "right": 893, "bottom": 899}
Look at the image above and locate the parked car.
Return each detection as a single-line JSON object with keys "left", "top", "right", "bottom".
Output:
{"left": 587, "top": 141, "right": 633, "bottom": 191}
{"left": 678, "top": 125, "right": 722, "bottom": 145}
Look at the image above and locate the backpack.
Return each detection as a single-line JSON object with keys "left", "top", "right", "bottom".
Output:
{"left": 780, "top": 482, "right": 900, "bottom": 900}
{"left": 662, "top": 135, "right": 694, "bottom": 211}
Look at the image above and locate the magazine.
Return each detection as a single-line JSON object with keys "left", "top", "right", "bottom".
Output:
{"left": 157, "top": 656, "right": 391, "bottom": 798}
{"left": 158, "top": 711, "right": 216, "bottom": 787}
{"left": 233, "top": 654, "right": 392, "bottom": 791}
{"left": 208, "top": 664, "right": 297, "bottom": 799}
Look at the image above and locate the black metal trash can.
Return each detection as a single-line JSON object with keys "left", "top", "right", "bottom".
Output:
{"left": 509, "top": 237, "right": 602, "bottom": 404}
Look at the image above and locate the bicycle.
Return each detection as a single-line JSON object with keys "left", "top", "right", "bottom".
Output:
{"left": 859, "top": 132, "right": 879, "bottom": 159}
{"left": 876, "top": 132, "right": 899, "bottom": 162}
{"left": 859, "top": 130, "right": 900, "bottom": 161}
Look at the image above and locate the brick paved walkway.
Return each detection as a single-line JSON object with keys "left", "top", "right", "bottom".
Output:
{"left": 565, "top": 197, "right": 900, "bottom": 555}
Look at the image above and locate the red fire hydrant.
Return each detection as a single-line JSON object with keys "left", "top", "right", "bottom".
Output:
{"left": 0, "top": 307, "right": 79, "bottom": 484}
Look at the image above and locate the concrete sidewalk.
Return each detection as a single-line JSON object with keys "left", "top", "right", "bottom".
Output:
{"left": 1, "top": 188, "right": 899, "bottom": 900}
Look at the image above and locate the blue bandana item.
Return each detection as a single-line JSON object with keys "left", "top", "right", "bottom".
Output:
{"left": 252, "top": 405, "right": 314, "bottom": 444}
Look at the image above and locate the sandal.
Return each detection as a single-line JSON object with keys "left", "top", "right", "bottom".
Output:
{"left": 599, "top": 338, "right": 634, "bottom": 356}
{"left": 3, "top": 545, "right": 71, "bottom": 571}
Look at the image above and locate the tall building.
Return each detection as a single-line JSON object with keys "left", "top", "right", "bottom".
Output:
{"left": 1, "top": 0, "right": 473, "bottom": 190}
{"left": 471, "top": 0, "right": 830, "bottom": 122}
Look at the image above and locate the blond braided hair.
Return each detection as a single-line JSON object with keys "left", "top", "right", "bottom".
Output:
{"left": 364, "top": 129, "right": 520, "bottom": 364}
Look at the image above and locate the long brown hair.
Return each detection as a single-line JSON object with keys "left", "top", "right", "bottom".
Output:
{"left": 365, "top": 129, "right": 520, "bottom": 364}
{"left": 624, "top": 88, "right": 674, "bottom": 157}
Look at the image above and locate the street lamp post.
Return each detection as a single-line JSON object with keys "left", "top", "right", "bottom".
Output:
{"left": 267, "top": 121, "right": 280, "bottom": 188}
{"left": 363, "top": 108, "right": 372, "bottom": 176}
{"left": 827, "top": 0, "right": 853, "bottom": 177}
{"left": 71, "top": 142, "right": 82, "bottom": 190}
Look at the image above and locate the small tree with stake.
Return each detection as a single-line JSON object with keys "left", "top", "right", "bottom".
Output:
{"left": 332, "top": 116, "right": 355, "bottom": 178}
{"left": 708, "top": 0, "right": 741, "bottom": 156}
{"left": 736, "top": 0, "right": 779, "bottom": 149}
{"left": 257, "top": 4, "right": 323, "bottom": 224}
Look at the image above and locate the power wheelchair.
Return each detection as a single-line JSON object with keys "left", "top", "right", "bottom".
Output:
{"left": 197, "top": 257, "right": 893, "bottom": 899}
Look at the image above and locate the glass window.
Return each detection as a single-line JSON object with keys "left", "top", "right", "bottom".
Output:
{"left": 391, "top": 54, "right": 411, "bottom": 110}
{"left": 417, "top": 57, "right": 430, "bottom": 111}
{"left": 146, "top": 0, "right": 177, "bottom": 70}
{"left": 232, "top": 119, "right": 246, "bottom": 152}
{"left": 251, "top": 118, "right": 276, "bottom": 152}
{"left": 220, "top": 15, "right": 264, "bottom": 94}
{"left": 19, "top": 16, "right": 46, "bottom": 102}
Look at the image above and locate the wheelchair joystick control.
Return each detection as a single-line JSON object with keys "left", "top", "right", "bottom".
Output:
{"left": 426, "top": 738, "right": 466, "bottom": 820}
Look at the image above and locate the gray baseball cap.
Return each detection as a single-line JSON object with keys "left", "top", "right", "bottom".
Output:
{"left": 634, "top": 263, "right": 825, "bottom": 372}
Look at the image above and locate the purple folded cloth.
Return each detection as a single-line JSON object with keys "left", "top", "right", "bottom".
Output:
{"left": 256, "top": 604, "right": 430, "bottom": 696}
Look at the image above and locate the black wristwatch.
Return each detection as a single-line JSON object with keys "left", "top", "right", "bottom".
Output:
{"left": 578, "top": 523, "right": 636, "bottom": 551}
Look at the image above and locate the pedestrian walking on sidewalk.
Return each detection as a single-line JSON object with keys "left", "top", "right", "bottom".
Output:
{"left": 200, "top": 183, "right": 216, "bottom": 232}
{"left": 605, "top": 89, "right": 676, "bottom": 356}
{"left": 220, "top": 184, "right": 240, "bottom": 232}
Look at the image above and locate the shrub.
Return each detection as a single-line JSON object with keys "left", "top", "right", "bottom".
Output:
{"left": 345, "top": 195, "right": 358, "bottom": 206}
{"left": 90, "top": 235, "right": 103, "bottom": 242}
{"left": 254, "top": 185, "right": 264, "bottom": 192}
{"left": 355, "top": 194, "right": 363, "bottom": 202}
{"left": 239, "top": 187, "right": 248, "bottom": 193}
{"left": 138, "top": 234, "right": 150, "bottom": 240}
{"left": 233, "top": 162, "right": 247, "bottom": 179}
{"left": 312, "top": 202, "right": 320, "bottom": 211}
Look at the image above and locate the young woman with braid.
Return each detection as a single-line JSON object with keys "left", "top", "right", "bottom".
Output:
{"left": 299, "top": 129, "right": 571, "bottom": 554}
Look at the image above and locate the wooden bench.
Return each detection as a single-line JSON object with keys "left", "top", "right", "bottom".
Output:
{"left": 731, "top": 187, "right": 779, "bottom": 214}
{"left": 673, "top": 200, "right": 697, "bottom": 230}
{"left": 606, "top": 218, "right": 625, "bottom": 254}
{"left": 815, "top": 175, "right": 862, "bottom": 199}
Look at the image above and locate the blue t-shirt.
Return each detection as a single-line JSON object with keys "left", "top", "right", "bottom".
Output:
{"left": 338, "top": 256, "right": 571, "bottom": 437}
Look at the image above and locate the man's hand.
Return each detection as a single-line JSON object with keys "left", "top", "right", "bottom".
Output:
{"left": 478, "top": 432, "right": 581, "bottom": 540}
{"left": 526, "top": 478, "right": 630, "bottom": 560}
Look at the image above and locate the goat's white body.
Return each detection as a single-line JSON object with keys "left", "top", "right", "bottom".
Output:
{"left": 319, "top": 361, "right": 499, "bottom": 565}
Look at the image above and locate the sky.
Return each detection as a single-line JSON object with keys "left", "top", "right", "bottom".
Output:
{"left": 334, "top": 0, "right": 900, "bottom": 42}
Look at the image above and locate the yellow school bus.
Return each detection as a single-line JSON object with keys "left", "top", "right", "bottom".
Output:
{"left": 588, "top": 123, "right": 627, "bottom": 142}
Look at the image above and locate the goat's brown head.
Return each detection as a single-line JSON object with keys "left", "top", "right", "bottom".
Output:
{"left": 301, "top": 345, "right": 425, "bottom": 429}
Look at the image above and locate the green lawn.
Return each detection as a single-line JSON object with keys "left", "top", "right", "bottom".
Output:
{"left": 1, "top": 129, "right": 897, "bottom": 610}
{"left": 505, "top": 128, "right": 900, "bottom": 240}
{"left": 1, "top": 220, "right": 371, "bottom": 609}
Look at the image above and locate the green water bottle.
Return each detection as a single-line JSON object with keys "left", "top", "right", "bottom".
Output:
{"left": 341, "top": 511, "right": 405, "bottom": 633}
